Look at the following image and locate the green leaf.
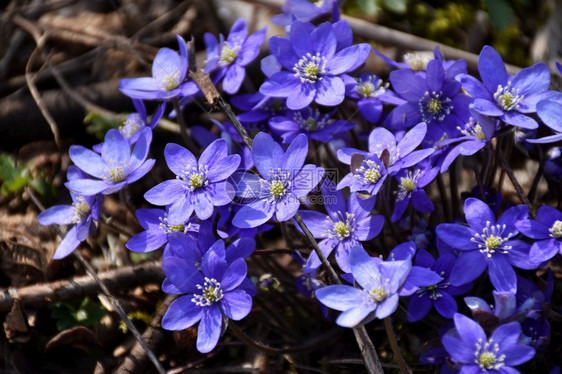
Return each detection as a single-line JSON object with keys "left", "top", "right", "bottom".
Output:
{"left": 357, "top": 0, "right": 381, "bottom": 16}
{"left": 0, "top": 154, "right": 31, "bottom": 196}
{"left": 484, "top": 0, "right": 515, "bottom": 30}
{"left": 383, "top": 0, "right": 407, "bottom": 14}
{"left": 84, "top": 110, "right": 124, "bottom": 141}
{"left": 50, "top": 297, "right": 106, "bottom": 331}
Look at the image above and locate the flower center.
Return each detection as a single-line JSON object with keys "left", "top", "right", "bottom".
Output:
{"left": 550, "top": 220, "right": 562, "bottom": 238}
{"left": 356, "top": 75, "right": 387, "bottom": 99}
{"left": 396, "top": 170, "right": 424, "bottom": 201}
{"left": 369, "top": 286, "right": 387, "bottom": 302}
{"left": 358, "top": 82, "right": 374, "bottom": 97}
{"left": 485, "top": 236, "right": 502, "bottom": 249}
{"left": 416, "top": 281, "right": 449, "bottom": 300}
{"left": 161, "top": 70, "right": 180, "bottom": 91}
{"left": 304, "top": 118, "right": 317, "bottom": 131}
{"left": 262, "top": 169, "right": 291, "bottom": 203}
{"left": 219, "top": 42, "right": 239, "bottom": 66}
{"left": 458, "top": 118, "right": 486, "bottom": 140}
{"left": 179, "top": 165, "right": 209, "bottom": 191}
{"left": 494, "top": 83, "right": 523, "bottom": 111}
{"left": 325, "top": 212, "right": 357, "bottom": 240}
{"left": 471, "top": 221, "right": 513, "bottom": 257}
{"left": 159, "top": 214, "right": 188, "bottom": 234}
{"left": 293, "top": 52, "right": 327, "bottom": 83}
{"left": 110, "top": 166, "right": 126, "bottom": 182}
{"left": 71, "top": 196, "right": 91, "bottom": 224}
{"left": 120, "top": 113, "right": 144, "bottom": 139}
{"left": 355, "top": 160, "right": 383, "bottom": 185}
{"left": 419, "top": 91, "right": 453, "bottom": 122}
{"left": 403, "top": 52, "right": 432, "bottom": 71}
{"left": 293, "top": 109, "right": 329, "bottom": 133}
{"left": 192, "top": 277, "right": 223, "bottom": 307}
{"left": 190, "top": 173, "right": 204, "bottom": 189}
{"left": 334, "top": 221, "right": 351, "bottom": 239}
{"left": 427, "top": 98, "right": 442, "bottom": 114}
{"left": 270, "top": 180, "right": 286, "bottom": 198}
{"left": 474, "top": 338, "right": 505, "bottom": 370}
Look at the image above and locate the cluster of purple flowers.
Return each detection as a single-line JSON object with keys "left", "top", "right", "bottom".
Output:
{"left": 38, "top": 0, "right": 562, "bottom": 369}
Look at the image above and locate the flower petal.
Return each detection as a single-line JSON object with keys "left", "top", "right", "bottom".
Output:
{"left": 488, "top": 255, "right": 517, "bottom": 293}
{"left": 162, "top": 295, "right": 204, "bottom": 330}
{"left": 251, "top": 132, "right": 284, "bottom": 178}
{"left": 165, "top": 143, "right": 197, "bottom": 176}
{"left": 68, "top": 146, "right": 105, "bottom": 178}
{"left": 316, "top": 285, "right": 365, "bottom": 311}
{"left": 336, "top": 305, "right": 373, "bottom": 327}
{"left": 478, "top": 45, "right": 508, "bottom": 94}
{"left": 449, "top": 251, "right": 487, "bottom": 286}
{"left": 221, "top": 289, "right": 252, "bottom": 320}
{"left": 197, "top": 306, "right": 222, "bottom": 353}
{"left": 436, "top": 223, "right": 478, "bottom": 251}
{"left": 232, "top": 198, "right": 275, "bottom": 228}
{"left": 464, "top": 197, "right": 495, "bottom": 233}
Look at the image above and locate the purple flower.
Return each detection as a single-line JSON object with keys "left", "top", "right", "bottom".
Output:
{"left": 125, "top": 208, "right": 199, "bottom": 253}
{"left": 231, "top": 91, "right": 287, "bottom": 125}
{"left": 119, "top": 35, "right": 199, "bottom": 101}
{"left": 161, "top": 240, "right": 252, "bottom": 353}
{"left": 122, "top": 99, "right": 165, "bottom": 138}
{"left": 269, "top": 106, "right": 354, "bottom": 143}
{"left": 436, "top": 198, "right": 535, "bottom": 292}
{"left": 386, "top": 59, "right": 472, "bottom": 132}
{"left": 343, "top": 73, "right": 405, "bottom": 123}
{"left": 337, "top": 152, "right": 388, "bottom": 196}
{"left": 437, "top": 109, "right": 498, "bottom": 172}
{"left": 298, "top": 181, "right": 384, "bottom": 273}
{"left": 161, "top": 222, "right": 257, "bottom": 299}
{"left": 38, "top": 166, "right": 102, "bottom": 259}
{"left": 232, "top": 132, "right": 324, "bottom": 228}
{"left": 374, "top": 46, "right": 468, "bottom": 79}
{"left": 93, "top": 99, "right": 165, "bottom": 154}
{"left": 204, "top": 18, "right": 267, "bottom": 95}
{"left": 391, "top": 160, "right": 438, "bottom": 222}
{"left": 442, "top": 313, "right": 535, "bottom": 373}
{"left": 528, "top": 100, "right": 562, "bottom": 143}
{"left": 66, "top": 127, "right": 155, "bottom": 196}
{"left": 407, "top": 250, "right": 472, "bottom": 321}
{"left": 516, "top": 205, "right": 562, "bottom": 263}
{"left": 144, "top": 139, "right": 240, "bottom": 222}
{"left": 316, "top": 245, "right": 411, "bottom": 326}
{"left": 458, "top": 45, "right": 558, "bottom": 130}
{"left": 271, "top": 0, "right": 342, "bottom": 26}
{"left": 337, "top": 122, "right": 434, "bottom": 187}
{"left": 464, "top": 285, "right": 547, "bottom": 332}
{"left": 259, "top": 21, "right": 370, "bottom": 110}
{"left": 544, "top": 146, "right": 562, "bottom": 179}
{"left": 382, "top": 241, "right": 442, "bottom": 297}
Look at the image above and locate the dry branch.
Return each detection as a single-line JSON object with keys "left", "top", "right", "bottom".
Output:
{"left": 0, "top": 260, "right": 163, "bottom": 312}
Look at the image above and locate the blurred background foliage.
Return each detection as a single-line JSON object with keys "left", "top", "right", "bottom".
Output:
{"left": 343, "top": 0, "right": 551, "bottom": 66}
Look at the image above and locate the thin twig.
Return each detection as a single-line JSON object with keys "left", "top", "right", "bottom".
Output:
{"left": 384, "top": 317, "right": 411, "bottom": 374}
{"left": 28, "top": 190, "right": 166, "bottom": 374}
{"left": 228, "top": 321, "right": 342, "bottom": 354}
{"left": 495, "top": 145, "right": 536, "bottom": 218}
{"left": 73, "top": 252, "right": 166, "bottom": 374}
{"left": 114, "top": 294, "right": 176, "bottom": 374}
{"left": 24, "top": 40, "right": 62, "bottom": 148}
{"left": 173, "top": 98, "right": 199, "bottom": 153}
